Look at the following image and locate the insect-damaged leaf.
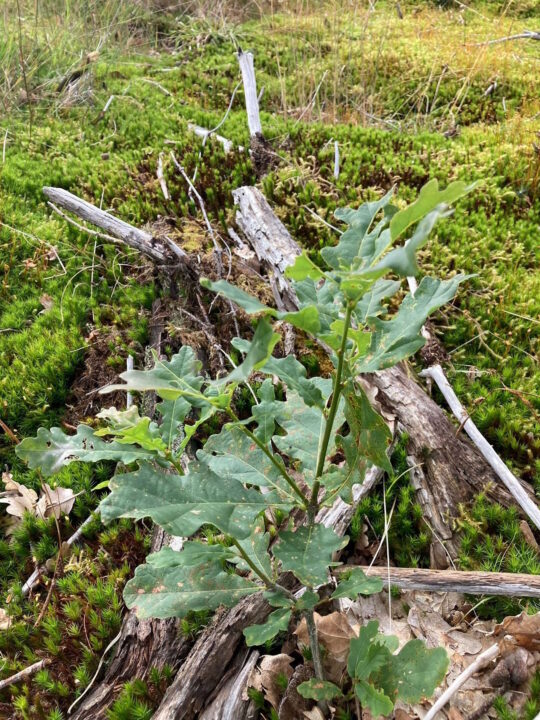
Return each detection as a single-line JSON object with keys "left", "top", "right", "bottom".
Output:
{"left": 198, "top": 426, "right": 290, "bottom": 497}
{"left": 342, "top": 383, "right": 392, "bottom": 474}
{"left": 348, "top": 621, "right": 448, "bottom": 714}
{"left": 374, "top": 640, "right": 449, "bottom": 705}
{"left": 274, "top": 525, "right": 348, "bottom": 587}
{"left": 244, "top": 607, "right": 292, "bottom": 647}
{"left": 124, "top": 557, "right": 259, "bottom": 619}
{"left": 100, "top": 462, "right": 292, "bottom": 540}
{"left": 297, "top": 679, "right": 343, "bottom": 701}
{"left": 15, "top": 425, "right": 155, "bottom": 476}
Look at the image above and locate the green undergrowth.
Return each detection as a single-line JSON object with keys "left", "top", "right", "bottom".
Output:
{"left": 495, "top": 669, "right": 540, "bottom": 720}
{"left": 2, "top": 518, "right": 148, "bottom": 718}
{"left": 105, "top": 670, "right": 174, "bottom": 720}
{"left": 0, "top": 0, "right": 538, "bottom": 715}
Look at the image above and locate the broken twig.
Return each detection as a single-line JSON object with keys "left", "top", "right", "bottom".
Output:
{"left": 420, "top": 364, "right": 540, "bottom": 531}
{"left": 423, "top": 644, "right": 499, "bottom": 720}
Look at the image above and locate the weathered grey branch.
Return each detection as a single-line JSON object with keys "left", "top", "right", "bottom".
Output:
{"left": 474, "top": 30, "right": 540, "bottom": 45}
{"left": 424, "top": 644, "right": 499, "bottom": 720}
{"left": 236, "top": 52, "right": 276, "bottom": 176}
{"left": 0, "top": 659, "right": 51, "bottom": 693}
{"left": 421, "top": 363, "right": 540, "bottom": 532}
{"left": 237, "top": 51, "right": 262, "bottom": 137}
{"left": 42, "top": 186, "right": 187, "bottom": 264}
{"left": 188, "top": 123, "right": 234, "bottom": 153}
{"left": 339, "top": 565, "right": 540, "bottom": 598}
{"left": 199, "top": 650, "right": 259, "bottom": 720}
{"left": 232, "top": 186, "right": 299, "bottom": 304}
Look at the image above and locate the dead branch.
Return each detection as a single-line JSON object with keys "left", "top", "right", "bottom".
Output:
{"left": 421, "top": 364, "right": 540, "bottom": 531}
{"left": 237, "top": 50, "right": 262, "bottom": 137}
{"left": 0, "top": 659, "right": 51, "bottom": 693}
{"left": 423, "top": 644, "right": 500, "bottom": 720}
{"left": 189, "top": 123, "right": 234, "bottom": 154}
{"left": 237, "top": 50, "right": 275, "bottom": 176}
{"left": 157, "top": 153, "right": 170, "bottom": 200}
{"left": 473, "top": 30, "right": 540, "bottom": 46}
{"left": 42, "top": 187, "right": 187, "bottom": 265}
{"left": 338, "top": 566, "right": 540, "bottom": 598}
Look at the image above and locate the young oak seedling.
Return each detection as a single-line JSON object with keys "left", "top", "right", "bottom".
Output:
{"left": 17, "top": 179, "right": 475, "bottom": 715}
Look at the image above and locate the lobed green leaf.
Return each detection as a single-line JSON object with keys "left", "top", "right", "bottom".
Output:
{"left": 244, "top": 607, "right": 291, "bottom": 646}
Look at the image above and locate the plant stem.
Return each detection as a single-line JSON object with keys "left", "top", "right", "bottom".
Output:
{"left": 227, "top": 408, "right": 309, "bottom": 507}
{"left": 308, "top": 303, "right": 353, "bottom": 518}
{"left": 230, "top": 538, "right": 295, "bottom": 600}
{"left": 305, "top": 608, "right": 325, "bottom": 681}
{"left": 165, "top": 451, "right": 185, "bottom": 475}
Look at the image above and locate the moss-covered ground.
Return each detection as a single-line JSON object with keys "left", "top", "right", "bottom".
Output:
{"left": 0, "top": 0, "right": 538, "bottom": 716}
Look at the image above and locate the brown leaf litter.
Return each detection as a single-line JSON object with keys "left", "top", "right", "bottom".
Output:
{"left": 247, "top": 588, "right": 540, "bottom": 720}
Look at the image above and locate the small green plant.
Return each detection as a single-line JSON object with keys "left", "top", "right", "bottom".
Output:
{"left": 17, "top": 179, "right": 475, "bottom": 715}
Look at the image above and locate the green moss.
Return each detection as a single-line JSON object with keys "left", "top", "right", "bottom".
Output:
{"left": 351, "top": 435, "right": 432, "bottom": 568}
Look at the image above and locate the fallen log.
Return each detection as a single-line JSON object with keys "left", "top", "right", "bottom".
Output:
{"left": 151, "top": 589, "right": 289, "bottom": 720}
{"left": 338, "top": 566, "right": 540, "bottom": 599}
{"left": 198, "top": 651, "right": 259, "bottom": 720}
{"left": 232, "top": 185, "right": 536, "bottom": 568}
{"left": 42, "top": 186, "right": 188, "bottom": 265}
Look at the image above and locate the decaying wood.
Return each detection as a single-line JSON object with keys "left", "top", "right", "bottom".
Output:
{"left": 421, "top": 364, "right": 540, "bottom": 532}
{"left": 339, "top": 566, "right": 540, "bottom": 598}
{"left": 232, "top": 186, "right": 299, "bottom": 304}
{"left": 369, "top": 365, "right": 537, "bottom": 565}
{"left": 198, "top": 650, "right": 259, "bottom": 720}
{"left": 237, "top": 50, "right": 275, "bottom": 176}
{"left": 233, "top": 185, "right": 536, "bottom": 568}
{"left": 42, "top": 187, "right": 188, "bottom": 265}
{"left": 188, "top": 123, "right": 235, "bottom": 154}
{"left": 316, "top": 465, "right": 384, "bottom": 536}
{"left": 69, "top": 533, "right": 189, "bottom": 720}
{"left": 152, "top": 577, "right": 297, "bottom": 720}
{"left": 237, "top": 51, "right": 262, "bottom": 137}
